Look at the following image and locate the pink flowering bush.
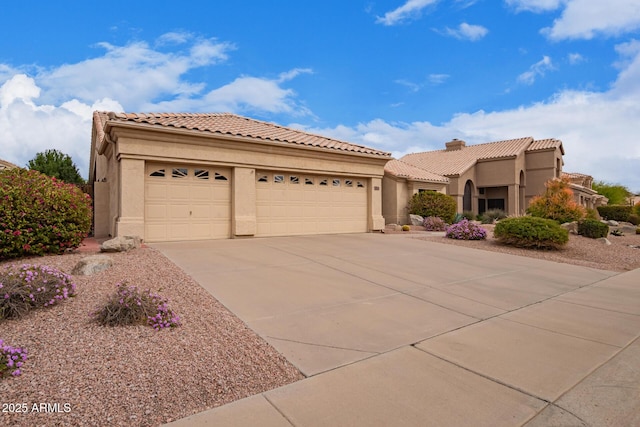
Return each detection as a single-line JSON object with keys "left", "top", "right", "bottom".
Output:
{"left": 423, "top": 216, "right": 447, "bottom": 231}
{"left": 0, "top": 168, "right": 92, "bottom": 260}
{"left": 0, "top": 264, "right": 76, "bottom": 320}
{"left": 445, "top": 219, "right": 487, "bottom": 240}
{"left": 0, "top": 339, "right": 28, "bottom": 378}
{"left": 92, "top": 282, "right": 181, "bottom": 330}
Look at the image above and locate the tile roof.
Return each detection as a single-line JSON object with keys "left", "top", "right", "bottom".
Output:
{"left": 527, "top": 138, "right": 564, "bottom": 154}
{"left": 98, "top": 112, "right": 391, "bottom": 157}
{"left": 0, "top": 158, "right": 19, "bottom": 170}
{"left": 384, "top": 159, "right": 449, "bottom": 183}
{"left": 401, "top": 137, "right": 534, "bottom": 176}
{"left": 561, "top": 172, "right": 592, "bottom": 180}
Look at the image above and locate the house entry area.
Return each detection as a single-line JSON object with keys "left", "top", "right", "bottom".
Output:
{"left": 477, "top": 186, "right": 507, "bottom": 215}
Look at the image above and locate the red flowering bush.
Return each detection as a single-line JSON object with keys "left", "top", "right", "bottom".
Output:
{"left": 0, "top": 169, "right": 92, "bottom": 259}
{"left": 526, "top": 177, "right": 585, "bottom": 224}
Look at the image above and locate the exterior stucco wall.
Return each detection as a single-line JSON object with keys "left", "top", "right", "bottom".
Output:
{"left": 524, "top": 149, "right": 562, "bottom": 207}
{"left": 382, "top": 175, "right": 447, "bottom": 224}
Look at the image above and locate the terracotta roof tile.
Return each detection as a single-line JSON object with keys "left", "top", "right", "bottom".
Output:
{"left": 0, "top": 158, "right": 19, "bottom": 169}
{"left": 561, "top": 172, "right": 592, "bottom": 180}
{"left": 527, "top": 138, "right": 564, "bottom": 154}
{"left": 100, "top": 112, "right": 391, "bottom": 157}
{"left": 401, "top": 137, "right": 534, "bottom": 176}
{"left": 384, "top": 160, "right": 449, "bottom": 183}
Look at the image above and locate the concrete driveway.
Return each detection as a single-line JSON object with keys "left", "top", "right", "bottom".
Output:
{"left": 155, "top": 234, "right": 640, "bottom": 426}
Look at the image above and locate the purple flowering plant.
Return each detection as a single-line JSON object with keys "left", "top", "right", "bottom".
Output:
{"left": 0, "top": 339, "right": 28, "bottom": 378}
{"left": 0, "top": 264, "right": 76, "bottom": 320}
{"left": 423, "top": 216, "right": 447, "bottom": 231}
{"left": 92, "top": 281, "right": 180, "bottom": 330}
{"left": 445, "top": 219, "right": 487, "bottom": 240}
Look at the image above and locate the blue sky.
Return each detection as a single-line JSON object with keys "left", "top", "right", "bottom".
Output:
{"left": 1, "top": 0, "right": 639, "bottom": 191}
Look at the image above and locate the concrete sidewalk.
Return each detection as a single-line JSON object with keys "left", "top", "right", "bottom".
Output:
{"left": 156, "top": 234, "right": 640, "bottom": 426}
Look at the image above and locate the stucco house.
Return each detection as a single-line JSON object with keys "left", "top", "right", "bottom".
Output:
{"left": 384, "top": 137, "right": 565, "bottom": 224}
{"left": 0, "top": 158, "right": 19, "bottom": 170}
{"left": 90, "top": 112, "right": 391, "bottom": 242}
{"left": 561, "top": 172, "right": 608, "bottom": 209}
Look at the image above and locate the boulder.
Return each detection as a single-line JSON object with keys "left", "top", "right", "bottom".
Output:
{"left": 409, "top": 214, "right": 424, "bottom": 226}
{"left": 561, "top": 221, "right": 578, "bottom": 234}
{"left": 72, "top": 255, "right": 113, "bottom": 276}
{"left": 100, "top": 236, "right": 141, "bottom": 253}
{"left": 596, "top": 237, "right": 611, "bottom": 246}
{"left": 606, "top": 220, "right": 619, "bottom": 227}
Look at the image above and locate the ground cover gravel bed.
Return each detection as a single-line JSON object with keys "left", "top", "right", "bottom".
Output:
{"left": 412, "top": 224, "right": 640, "bottom": 272}
{"left": 0, "top": 247, "right": 303, "bottom": 427}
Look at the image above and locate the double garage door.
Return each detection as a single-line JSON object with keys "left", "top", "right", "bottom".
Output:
{"left": 144, "top": 163, "right": 368, "bottom": 242}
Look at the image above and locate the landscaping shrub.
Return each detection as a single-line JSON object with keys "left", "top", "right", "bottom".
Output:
{"left": 494, "top": 216, "right": 569, "bottom": 250}
{"left": 597, "top": 205, "right": 632, "bottom": 222}
{"left": 401, "top": 225, "right": 410, "bottom": 232}
{"left": 0, "top": 169, "right": 92, "bottom": 259}
{"left": 635, "top": 202, "right": 640, "bottom": 217}
{"left": 0, "top": 339, "right": 27, "bottom": 378}
{"left": 452, "top": 213, "right": 465, "bottom": 224}
{"left": 408, "top": 191, "right": 457, "bottom": 224}
{"left": 92, "top": 282, "right": 181, "bottom": 330}
{"left": 479, "top": 209, "right": 507, "bottom": 224}
{"left": 610, "top": 229, "right": 624, "bottom": 236}
{"left": 423, "top": 216, "right": 447, "bottom": 231}
{"left": 526, "top": 177, "right": 585, "bottom": 224}
{"left": 0, "top": 264, "right": 76, "bottom": 320}
{"left": 577, "top": 219, "right": 609, "bottom": 239}
{"left": 461, "top": 211, "right": 475, "bottom": 221}
{"left": 585, "top": 208, "right": 601, "bottom": 221}
{"left": 445, "top": 219, "right": 487, "bottom": 240}
{"left": 628, "top": 214, "right": 639, "bottom": 226}
{"left": 636, "top": 227, "right": 640, "bottom": 235}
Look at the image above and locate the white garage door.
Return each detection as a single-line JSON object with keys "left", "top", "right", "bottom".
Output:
{"left": 256, "top": 171, "right": 368, "bottom": 237}
{"left": 144, "top": 163, "right": 231, "bottom": 242}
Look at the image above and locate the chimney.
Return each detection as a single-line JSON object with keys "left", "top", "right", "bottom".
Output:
{"left": 445, "top": 138, "right": 466, "bottom": 151}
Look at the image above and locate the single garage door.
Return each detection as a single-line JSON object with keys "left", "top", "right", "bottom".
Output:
{"left": 256, "top": 171, "right": 368, "bottom": 237}
{"left": 144, "top": 163, "right": 231, "bottom": 242}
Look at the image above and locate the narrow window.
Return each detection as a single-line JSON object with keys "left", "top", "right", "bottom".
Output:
{"left": 345, "top": 179, "right": 353, "bottom": 187}
{"left": 258, "top": 175, "right": 268, "bottom": 183}
{"left": 274, "top": 175, "right": 284, "bottom": 184}
{"left": 356, "top": 181, "right": 364, "bottom": 188}
{"left": 319, "top": 179, "right": 328, "bottom": 186}
{"left": 150, "top": 169, "right": 165, "bottom": 177}
{"left": 195, "top": 169, "right": 209, "bottom": 180}
{"left": 290, "top": 176, "right": 300, "bottom": 184}
{"left": 214, "top": 172, "right": 228, "bottom": 181}
{"left": 333, "top": 179, "right": 340, "bottom": 187}
{"left": 305, "top": 178, "right": 314, "bottom": 185}
{"left": 172, "top": 168, "right": 188, "bottom": 178}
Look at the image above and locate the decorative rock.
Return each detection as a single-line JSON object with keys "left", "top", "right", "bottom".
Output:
{"left": 606, "top": 220, "right": 619, "bottom": 226}
{"left": 72, "top": 255, "right": 113, "bottom": 276}
{"left": 100, "top": 236, "right": 141, "bottom": 253}
{"left": 561, "top": 221, "right": 578, "bottom": 234}
{"left": 596, "top": 237, "right": 611, "bottom": 245}
{"left": 409, "top": 214, "right": 424, "bottom": 226}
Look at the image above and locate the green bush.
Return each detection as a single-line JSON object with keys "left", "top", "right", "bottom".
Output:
{"left": 585, "top": 208, "right": 601, "bottom": 220}
{"left": 577, "top": 219, "right": 609, "bottom": 239}
{"left": 408, "top": 191, "right": 457, "bottom": 224}
{"left": 461, "top": 211, "right": 475, "bottom": 221}
{"left": 635, "top": 202, "right": 640, "bottom": 216}
{"left": 479, "top": 209, "right": 507, "bottom": 224}
{"left": 401, "top": 225, "right": 410, "bottom": 231}
{"left": 0, "top": 169, "right": 92, "bottom": 260}
{"left": 628, "top": 214, "right": 639, "bottom": 226}
{"left": 494, "top": 216, "right": 569, "bottom": 250}
{"left": 597, "top": 205, "right": 632, "bottom": 222}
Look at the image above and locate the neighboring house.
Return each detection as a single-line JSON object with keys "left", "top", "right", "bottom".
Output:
{"left": 561, "top": 172, "right": 608, "bottom": 209}
{"left": 0, "top": 158, "right": 19, "bottom": 171}
{"left": 90, "top": 112, "right": 391, "bottom": 242}
{"left": 385, "top": 137, "right": 565, "bottom": 223}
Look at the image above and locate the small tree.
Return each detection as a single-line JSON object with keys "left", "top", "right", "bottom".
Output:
{"left": 592, "top": 181, "right": 631, "bottom": 205}
{"left": 526, "top": 177, "right": 585, "bottom": 224}
{"left": 27, "top": 149, "right": 85, "bottom": 184}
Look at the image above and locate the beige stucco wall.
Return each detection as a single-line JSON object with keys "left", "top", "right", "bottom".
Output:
{"left": 93, "top": 124, "right": 388, "bottom": 240}
{"left": 524, "top": 148, "right": 562, "bottom": 207}
{"left": 382, "top": 175, "right": 447, "bottom": 224}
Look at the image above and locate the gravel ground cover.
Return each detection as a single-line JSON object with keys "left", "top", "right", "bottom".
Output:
{"left": 411, "top": 224, "right": 640, "bottom": 272}
{"left": 0, "top": 247, "right": 303, "bottom": 427}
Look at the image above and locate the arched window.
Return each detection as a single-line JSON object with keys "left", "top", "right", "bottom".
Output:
{"left": 463, "top": 180, "right": 474, "bottom": 212}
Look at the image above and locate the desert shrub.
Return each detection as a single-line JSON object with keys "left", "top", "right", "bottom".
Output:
{"left": 494, "top": 216, "right": 569, "bottom": 250}
{"left": 577, "top": 219, "right": 609, "bottom": 239}
{"left": 92, "top": 282, "right": 181, "bottom": 330}
{"left": 479, "top": 209, "right": 507, "bottom": 224}
{"left": 423, "top": 216, "right": 447, "bottom": 231}
{"left": 610, "top": 229, "right": 624, "bottom": 236}
{"left": 461, "top": 211, "right": 475, "bottom": 221}
{"left": 0, "top": 339, "right": 27, "bottom": 378}
{"left": 401, "top": 225, "right": 410, "bottom": 232}
{"left": 0, "top": 264, "right": 76, "bottom": 320}
{"left": 635, "top": 202, "right": 640, "bottom": 216}
{"left": 628, "top": 214, "right": 639, "bottom": 226}
{"left": 597, "top": 205, "right": 632, "bottom": 222}
{"left": 636, "top": 227, "right": 640, "bottom": 235}
{"left": 452, "top": 213, "right": 465, "bottom": 224}
{"left": 585, "top": 208, "right": 601, "bottom": 221}
{"left": 0, "top": 169, "right": 92, "bottom": 260}
{"left": 526, "top": 177, "right": 585, "bottom": 224}
{"left": 445, "top": 219, "right": 487, "bottom": 240}
{"left": 408, "top": 191, "right": 457, "bottom": 224}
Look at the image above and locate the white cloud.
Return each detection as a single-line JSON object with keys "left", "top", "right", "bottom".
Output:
{"left": 505, "top": 0, "right": 562, "bottom": 12}
{"left": 567, "top": 52, "right": 585, "bottom": 64}
{"left": 444, "top": 23, "right": 489, "bottom": 41}
{"left": 517, "top": 55, "right": 554, "bottom": 84}
{"left": 376, "top": 0, "right": 439, "bottom": 26}
{"left": 428, "top": 74, "right": 450, "bottom": 84}
{"left": 395, "top": 79, "right": 421, "bottom": 92}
